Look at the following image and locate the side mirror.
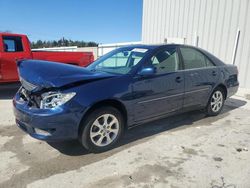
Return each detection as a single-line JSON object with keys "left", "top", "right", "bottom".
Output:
{"left": 137, "top": 66, "right": 156, "bottom": 77}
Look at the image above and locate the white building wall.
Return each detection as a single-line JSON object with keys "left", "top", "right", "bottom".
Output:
{"left": 142, "top": 0, "right": 250, "bottom": 88}
{"left": 98, "top": 41, "right": 141, "bottom": 57}
{"left": 76, "top": 47, "right": 98, "bottom": 60}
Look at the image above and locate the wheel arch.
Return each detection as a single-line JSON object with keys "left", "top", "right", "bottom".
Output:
{"left": 206, "top": 83, "right": 228, "bottom": 107}
{"left": 215, "top": 83, "right": 228, "bottom": 99}
{"left": 78, "top": 99, "right": 128, "bottom": 137}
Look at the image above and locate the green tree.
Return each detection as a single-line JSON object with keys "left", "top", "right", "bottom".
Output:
{"left": 30, "top": 38, "right": 98, "bottom": 48}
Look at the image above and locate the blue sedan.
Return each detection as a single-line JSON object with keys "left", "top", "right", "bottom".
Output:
{"left": 13, "top": 44, "right": 239, "bottom": 152}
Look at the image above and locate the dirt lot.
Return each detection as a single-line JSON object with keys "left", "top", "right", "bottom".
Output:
{"left": 0, "top": 85, "right": 250, "bottom": 188}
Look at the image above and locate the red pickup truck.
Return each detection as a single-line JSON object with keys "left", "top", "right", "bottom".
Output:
{"left": 0, "top": 33, "right": 94, "bottom": 83}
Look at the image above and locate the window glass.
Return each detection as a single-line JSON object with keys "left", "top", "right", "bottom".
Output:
{"left": 88, "top": 47, "right": 147, "bottom": 74}
{"left": 150, "top": 47, "right": 179, "bottom": 74}
{"left": 98, "top": 51, "right": 130, "bottom": 67}
{"left": 3, "top": 36, "right": 23, "bottom": 52}
{"left": 180, "top": 48, "right": 214, "bottom": 69}
{"left": 205, "top": 58, "right": 215, "bottom": 67}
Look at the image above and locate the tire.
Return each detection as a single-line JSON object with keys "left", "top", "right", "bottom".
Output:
{"left": 80, "top": 106, "right": 124, "bottom": 153}
{"left": 206, "top": 87, "right": 225, "bottom": 116}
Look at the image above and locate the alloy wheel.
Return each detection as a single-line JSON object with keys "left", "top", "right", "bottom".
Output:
{"left": 211, "top": 91, "right": 223, "bottom": 112}
{"left": 90, "top": 114, "right": 119, "bottom": 147}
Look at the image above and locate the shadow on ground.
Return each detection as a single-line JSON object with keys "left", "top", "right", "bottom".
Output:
{"left": 0, "top": 91, "right": 247, "bottom": 188}
{"left": 0, "top": 83, "right": 20, "bottom": 99}
{"left": 48, "top": 97, "right": 247, "bottom": 156}
{"left": 1, "top": 84, "right": 246, "bottom": 156}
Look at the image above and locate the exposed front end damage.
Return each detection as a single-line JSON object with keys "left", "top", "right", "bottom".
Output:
{"left": 13, "top": 60, "right": 116, "bottom": 141}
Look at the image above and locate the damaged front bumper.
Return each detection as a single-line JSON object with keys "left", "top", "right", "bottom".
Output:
{"left": 13, "top": 88, "right": 84, "bottom": 141}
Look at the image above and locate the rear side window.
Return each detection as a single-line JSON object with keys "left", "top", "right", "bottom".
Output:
{"left": 3, "top": 36, "right": 24, "bottom": 52}
{"left": 180, "top": 47, "right": 214, "bottom": 69}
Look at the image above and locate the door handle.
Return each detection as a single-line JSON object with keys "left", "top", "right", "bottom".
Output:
{"left": 175, "top": 76, "right": 183, "bottom": 83}
{"left": 212, "top": 71, "right": 217, "bottom": 76}
{"left": 15, "top": 58, "right": 20, "bottom": 62}
{"left": 15, "top": 58, "right": 25, "bottom": 63}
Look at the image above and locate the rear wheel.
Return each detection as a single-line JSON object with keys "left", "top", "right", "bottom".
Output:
{"left": 80, "top": 106, "right": 124, "bottom": 153}
{"left": 206, "top": 88, "right": 225, "bottom": 116}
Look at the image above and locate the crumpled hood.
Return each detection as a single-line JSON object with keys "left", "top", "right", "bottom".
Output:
{"left": 17, "top": 60, "right": 115, "bottom": 91}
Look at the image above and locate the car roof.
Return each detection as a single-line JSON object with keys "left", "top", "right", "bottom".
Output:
{"left": 0, "top": 32, "right": 27, "bottom": 37}
{"left": 121, "top": 44, "right": 181, "bottom": 50}
{"left": 120, "top": 44, "right": 211, "bottom": 51}
{"left": 120, "top": 44, "right": 225, "bottom": 66}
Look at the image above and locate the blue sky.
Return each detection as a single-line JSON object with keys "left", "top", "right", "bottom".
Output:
{"left": 0, "top": 0, "right": 143, "bottom": 43}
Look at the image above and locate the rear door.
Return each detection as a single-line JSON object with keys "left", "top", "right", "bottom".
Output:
{"left": 179, "top": 47, "right": 219, "bottom": 109}
{"left": 0, "top": 36, "right": 31, "bottom": 81}
{"left": 132, "top": 46, "right": 184, "bottom": 122}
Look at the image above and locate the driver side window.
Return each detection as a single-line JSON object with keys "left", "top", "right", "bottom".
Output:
{"left": 150, "top": 47, "right": 179, "bottom": 74}
{"left": 3, "top": 36, "right": 24, "bottom": 52}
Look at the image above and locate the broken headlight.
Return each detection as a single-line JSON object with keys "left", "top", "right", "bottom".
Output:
{"left": 40, "top": 92, "right": 76, "bottom": 109}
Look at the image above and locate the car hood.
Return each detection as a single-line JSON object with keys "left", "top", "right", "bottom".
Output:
{"left": 17, "top": 60, "right": 115, "bottom": 91}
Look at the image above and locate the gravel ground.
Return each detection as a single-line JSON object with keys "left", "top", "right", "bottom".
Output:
{"left": 0, "top": 85, "right": 250, "bottom": 188}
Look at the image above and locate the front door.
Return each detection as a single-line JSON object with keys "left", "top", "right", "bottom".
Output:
{"left": 1, "top": 36, "right": 30, "bottom": 81}
{"left": 132, "top": 46, "right": 184, "bottom": 122}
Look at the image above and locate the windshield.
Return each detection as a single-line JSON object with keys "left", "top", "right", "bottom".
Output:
{"left": 87, "top": 47, "right": 149, "bottom": 74}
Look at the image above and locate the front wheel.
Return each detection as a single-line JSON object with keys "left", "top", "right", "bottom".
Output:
{"left": 206, "top": 88, "right": 225, "bottom": 116}
{"left": 80, "top": 107, "right": 124, "bottom": 153}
